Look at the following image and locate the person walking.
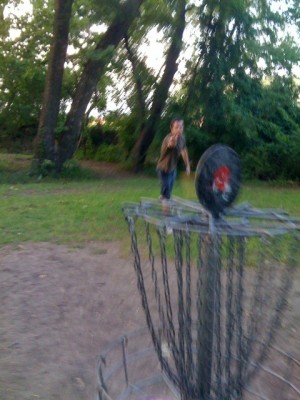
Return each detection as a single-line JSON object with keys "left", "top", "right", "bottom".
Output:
{"left": 157, "top": 117, "right": 190, "bottom": 200}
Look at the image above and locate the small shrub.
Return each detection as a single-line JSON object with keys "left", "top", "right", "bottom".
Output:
{"left": 60, "top": 159, "right": 81, "bottom": 178}
{"left": 30, "top": 158, "right": 56, "bottom": 178}
{"left": 94, "top": 144, "right": 122, "bottom": 163}
{"left": 59, "top": 160, "right": 96, "bottom": 180}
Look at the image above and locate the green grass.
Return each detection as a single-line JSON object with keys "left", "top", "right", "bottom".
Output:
{"left": 0, "top": 178, "right": 156, "bottom": 246}
{"left": 0, "top": 154, "right": 299, "bottom": 248}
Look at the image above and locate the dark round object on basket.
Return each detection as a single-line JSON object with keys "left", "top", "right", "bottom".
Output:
{"left": 195, "top": 144, "right": 241, "bottom": 218}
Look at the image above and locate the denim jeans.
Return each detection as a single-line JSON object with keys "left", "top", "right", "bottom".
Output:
{"left": 157, "top": 169, "right": 176, "bottom": 199}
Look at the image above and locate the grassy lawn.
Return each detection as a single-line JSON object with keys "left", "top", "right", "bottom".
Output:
{"left": 0, "top": 153, "right": 299, "bottom": 247}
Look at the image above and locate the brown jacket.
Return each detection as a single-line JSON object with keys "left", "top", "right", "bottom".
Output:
{"left": 157, "top": 133, "right": 186, "bottom": 173}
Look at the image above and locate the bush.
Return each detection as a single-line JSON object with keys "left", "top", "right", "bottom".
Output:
{"left": 30, "top": 158, "right": 56, "bottom": 178}
{"left": 77, "top": 121, "right": 119, "bottom": 160}
{"left": 185, "top": 126, "right": 214, "bottom": 168}
{"left": 94, "top": 144, "right": 122, "bottom": 163}
{"left": 242, "top": 135, "right": 300, "bottom": 180}
{"left": 61, "top": 159, "right": 81, "bottom": 178}
{"left": 242, "top": 148, "right": 272, "bottom": 180}
{"left": 104, "top": 114, "right": 140, "bottom": 160}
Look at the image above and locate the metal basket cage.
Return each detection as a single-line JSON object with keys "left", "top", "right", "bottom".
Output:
{"left": 97, "top": 198, "right": 300, "bottom": 400}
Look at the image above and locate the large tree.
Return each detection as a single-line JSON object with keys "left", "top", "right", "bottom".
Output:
{"left": 1, "top": 0, "right": 300, "bottom": 178}
{"left": 26, "top": 0, "right": 145, "bottom": 171}
{"left": 34, "top": 0, "right": 74, "bottom": 163}
{"left": 56, "top": 0, "right": 145, "bottom": 170}
{"left": 186, "top": 0, "right": 300, "bottom": 145}
{"left": 130, "top": 0, "right": 187, "bottom": 171}
{"left": 0, "top": 1, "right": 52, "bottom": 139}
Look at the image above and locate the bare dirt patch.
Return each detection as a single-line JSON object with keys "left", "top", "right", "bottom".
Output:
{"left": 0, "top": 241, "right": 145, "bottom": 400}
{"left": 79, "top": 160, "right": 133, "bottom": 178}
{"left": 0, "top": 241, "right": 299, "bottom": 400}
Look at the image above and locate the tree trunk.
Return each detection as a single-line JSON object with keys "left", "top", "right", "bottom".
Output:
{"left": 124, "top": 33, "right": 146, "bottom": 122}
{"left": 131, "top": 0, "right": 186, "bottom": 172}
{"left": 33, "top": 0, "right": 73, "bottom": 164}
{"left": 56, "top": 0, "right": 145, "bottom": 171}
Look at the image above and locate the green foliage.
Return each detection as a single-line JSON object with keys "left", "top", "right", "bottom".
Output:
{"left": 236, "top": 76, "right": 300, "bottom": 180}
{"left": 184, "top": 125, "right": 214, "bottom": 167}
{"left": 0, "top": 2, "right": 52, "bottom": 139}
{"left": 165, "top": 70, "right": 300, "bottom": 180}
{"left": 86, "top": 45, "right": 115, "bottom": 63}
{"left": 105, "top": 113, "right": 140, "bottom": 159}
{"left": 30, "top": 158, "right": 94, "bottom": 179}
{"left": 169, "top": 0, "right": 300, "bottom": 180}
{"left": 242, "top": 135, "right": 300, "bottom": 180}
{"left": 0, "top": 52, "right": 45, "bottom": 135}
{"left": 1, "top": 0, "right": 300, "bottom": 182}
{"left": 60, "top": 159, "right": 97, "bottom": 180}
{"left": 94, "top": 144, "right": 122, "bottom": 162}
{"left": 77, "top": 118, "right": 120, "bottom": 159}
{"left": 0, "top": 0, "right": 120, "bottom": 144}
{"left": 79, "top": 113, "right": 141, "bottom": 163}
{"left": 77, "top": 115, "right": 138, "bottom": 163}
{"left": 30, "top": 158, "right": 56, "bottom": 177}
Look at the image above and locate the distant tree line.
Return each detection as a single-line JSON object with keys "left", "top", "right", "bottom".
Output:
{"left": 0, "top": 0, "right": 300, "bottom": 179}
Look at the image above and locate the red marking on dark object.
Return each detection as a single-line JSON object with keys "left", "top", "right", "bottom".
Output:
{"left": 195, "top": 144, "right": 241, "bottom": 218}
{"left": 213, "top": 165, "right": 230, "bottom": 192}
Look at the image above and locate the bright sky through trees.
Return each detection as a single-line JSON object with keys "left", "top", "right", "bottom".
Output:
{"left": 4, "top": 0, "right": 300, "bottom": 113}
{"left": 6, "top": 0, "right": 300, "bottom": 75}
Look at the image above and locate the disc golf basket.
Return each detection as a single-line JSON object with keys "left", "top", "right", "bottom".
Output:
{"left": 97, "top": 145, "right": 300, "bottom": 400}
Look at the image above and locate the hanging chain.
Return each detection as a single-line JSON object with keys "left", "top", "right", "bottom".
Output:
{"left": 123, "top": 205, "right": 299, "bottom": 400}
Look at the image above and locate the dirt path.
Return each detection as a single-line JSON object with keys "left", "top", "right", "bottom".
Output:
{"left": 0, "top": 241, "right": 299, "bottom": 400}
{"left": 0, "top": 241, "right": 145, "bottom": 400}
{"left": 79, "top": 160, "right": 133, "bottom": 178}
